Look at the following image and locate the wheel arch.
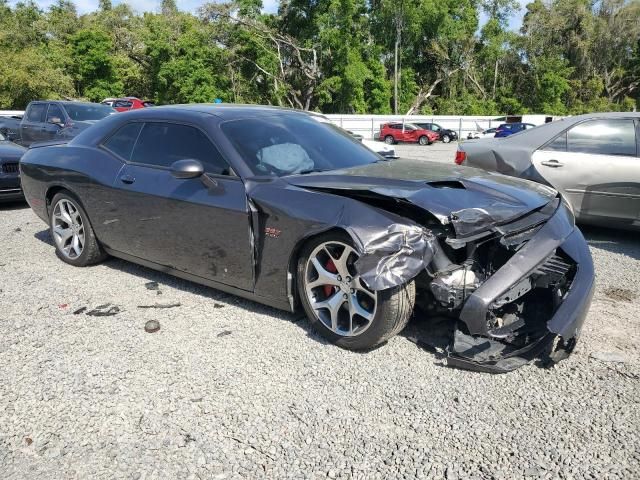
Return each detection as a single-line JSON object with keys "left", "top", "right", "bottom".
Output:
{"left": 45, "top": 185, "right": 85, "bottom": 218}
{"left": 286, "top": 226, "right": 351, "bottom": 311}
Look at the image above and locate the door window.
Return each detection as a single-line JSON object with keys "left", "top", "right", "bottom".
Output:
{"left": 103, "top": 123, "right": 143, "bottom": 160}
{"left": 26, "top": 104, "right": 46, "bottom": 122}
{"left": 131, "top": 122, "right": 230, "bottom": 175}
{"left": 567, "top": 119, "right": 637, "bottom": 156}
{"left": 543, "top": 132, "right": 567, "bottom": 151}
{"left": 46, "top": 104, "right": 64, "bottom": 124}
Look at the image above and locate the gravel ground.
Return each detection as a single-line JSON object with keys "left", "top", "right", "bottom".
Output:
{"left": 1, "top": 169, "right": 639, "bottom": 479}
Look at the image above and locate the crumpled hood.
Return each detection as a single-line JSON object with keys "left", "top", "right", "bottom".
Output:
{"left": 285, "top": 158, "right": 558, "bottom": 238}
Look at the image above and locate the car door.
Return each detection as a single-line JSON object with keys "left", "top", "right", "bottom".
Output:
{"left": 20, "top": 102, "right": 47, "bottom": 146}
{"left": 399, "top": 125, "right": 417, "bottom": 142}
{"left": 532, "top": 118, "right": 640, "bottom": 225}
{"left": 42, "top": 103, "right": 65, "bottom": 141}
{"left": 102, "top": 121, "right": 255, "bottom": 290}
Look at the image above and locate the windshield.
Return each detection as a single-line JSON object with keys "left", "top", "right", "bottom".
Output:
{"left": 221, "top": 114, "right": 381, "bottom": 176}
{"left": 65, "top": 104, "right": 115, "bottom": 121}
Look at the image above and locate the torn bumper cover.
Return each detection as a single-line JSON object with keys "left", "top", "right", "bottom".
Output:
{"left": 446, "top": 202, "right": 595, "bottom": 373}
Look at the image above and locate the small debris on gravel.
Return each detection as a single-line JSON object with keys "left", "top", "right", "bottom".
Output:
{"left": 58, "top": 303, "right": 68, "bottom": 309}
{"left": 144, "top": 320, "right": 161, "bottom": 333}
{"left": 590, "top": 351, "right": 627, "bottom": 363}
{"left": 213, "top": 303, "right": 225, "bottom": 308}
{"left": 604, "top": 287, "right": 637, "bottom": 302}
{"left": 217, "top": 330, "right": 232, "bottom": 337}
{"left": 144, "top": 281, "right": 159, "bottom": 290}
{"left": 24, "top": 438, "right": 32, "bottom": 446}
{"left": 137, "top": 302, "right": 181, "bottom": 309}
{"left": 14, "top": 227, "right": 21, "bottom": 232}
{"left": 85, "top": 303, "right": 121, "bottom": 316}
{"left": 73, "top": 306, "right": 87, "bottom": 315}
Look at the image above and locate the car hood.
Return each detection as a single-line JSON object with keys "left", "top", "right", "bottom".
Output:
{"left": 285, "top": 158, "right": 558, "bottom": 238}
{"left": 0, "top": 141, "right": 26, "bottom": 159}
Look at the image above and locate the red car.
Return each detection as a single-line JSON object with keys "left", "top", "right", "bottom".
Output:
{"left": 379, "top": 122, "right": 439, "bottom": 146}
{"left": 101, "top": 97, "right": 154, "bottom": 112}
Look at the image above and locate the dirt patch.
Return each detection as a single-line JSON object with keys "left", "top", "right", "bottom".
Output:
{"left": 604, "top": 287, "right": 638, "bottom": 303}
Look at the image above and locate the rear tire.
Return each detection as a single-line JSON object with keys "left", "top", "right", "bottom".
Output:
{"left": 442, "top": 134, "right": 451, "bottom": 143}
{"left": 297, "top": 231, "right": 415, "bottom": 350}
{"left": 418, "top": 136, "right": 428, "bottom": 146}
{"left": 49, "top": 191, "right": 107, "bottom": 267}
{"left": 384, "top": 135, "right": 395, "bottom": 145}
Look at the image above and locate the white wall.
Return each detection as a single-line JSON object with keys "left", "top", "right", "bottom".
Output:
{"left": 0, "top": 110, "right": 24, "bottom": 117}
{"left": 324, "top": 114, "right": 557, "bottom": 140}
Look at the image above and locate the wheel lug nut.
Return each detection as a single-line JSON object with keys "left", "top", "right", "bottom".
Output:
{"left": 346, "top": 276, "right": 351, "bottom": 282}
{"left": 337, "top": 275, "right": 342, "bottom": 281}
{"left": 343, "top": 293, "right": 348, "bottom": 299}
{"left": 350, "top": 288, "right": 355, "bottom": 294}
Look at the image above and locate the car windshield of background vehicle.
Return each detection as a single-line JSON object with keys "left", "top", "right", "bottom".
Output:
{"left": 567, "top": 119, "right": 637, "bottom": 156}
{"left": 221, "top": 115, "right": 381, "bottom": 176}
{"left": 0, "top": 132, "right": 5, "bottom": 141}
{"left": 65, "top": 104, "right": 115, "bottom": 121}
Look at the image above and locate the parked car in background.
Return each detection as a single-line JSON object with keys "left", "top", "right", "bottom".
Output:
{"left": 19, "top": 104, "right": 594, "bottom": 372}
{"left": 101, "top": 97, "right": 154, "bottom": 112}
{"left": 379, "top": 123, "right": 439, "bottom": 145}
{"left": 310, "top": 116, "right": 397, "bottom": 158}
{"left": 467, "top": 127, "right": 497, "bottom": 140}
{"left": 0, "top": 114, "right": 23, "bottom": 142}
{"left": 456, "top": 112, "right": 640, "bottom": 231}
{"left": 0, "top": 131, "right": 26, "bottom": 202}
{"left": 17, "top": 101, "right": 116, "bottom": 147}
{"left": 494, "top": 122, "right": 536, "bottom": 138}
{"left": 413, "top": 122, "right": 457, "bottom": 143}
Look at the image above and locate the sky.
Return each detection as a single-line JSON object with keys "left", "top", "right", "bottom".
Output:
{"left": 11, "top": 0, "right": 527, "bottom": 31}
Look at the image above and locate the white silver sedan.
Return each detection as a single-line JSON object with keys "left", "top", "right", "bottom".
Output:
{"left": 456, "top": 112, "right": 640, "bottom": 231}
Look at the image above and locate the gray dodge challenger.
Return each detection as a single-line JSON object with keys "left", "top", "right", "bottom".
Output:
{"left": 457, "top": 112, "right": 640, "bottom": 231}
{"left": 19, "top": 105, "right": 594, "bottom": 372}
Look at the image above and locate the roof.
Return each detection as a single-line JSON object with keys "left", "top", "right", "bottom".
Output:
{"left": 149, "top": 103, "right": 306, "bottom": 120}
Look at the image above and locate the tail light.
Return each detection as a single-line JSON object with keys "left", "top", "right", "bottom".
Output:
{"left": 454, "top": 150, "right": 466, "bottom": 165}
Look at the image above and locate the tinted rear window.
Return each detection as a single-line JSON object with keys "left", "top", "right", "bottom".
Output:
{"left": 103, "top": 123, "right": 143, "bottom": 160}
{"left": 64, "top": 104, "right": 115, "bottom": 121}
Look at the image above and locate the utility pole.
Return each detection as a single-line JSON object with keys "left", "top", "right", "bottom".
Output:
{"left": 393, "top": 1, "right": 403, "bottom": 115}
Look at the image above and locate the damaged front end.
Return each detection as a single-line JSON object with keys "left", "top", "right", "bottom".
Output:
{"left": 278, "top": 162, "right": 594, "bottom": 372}
{"left": 406, "top": 197, "right": 594, "bottom": 373}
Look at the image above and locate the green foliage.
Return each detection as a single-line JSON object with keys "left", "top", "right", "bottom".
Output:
{"left": 0, "top": 0, "right": 637, "bottom": 113}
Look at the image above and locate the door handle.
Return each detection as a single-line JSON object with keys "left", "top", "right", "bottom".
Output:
{"left": 120, "top": 174, "right": 135, "bottom": 184}
{"left": 540, "top": 159, "right": 563, "bottom": 168}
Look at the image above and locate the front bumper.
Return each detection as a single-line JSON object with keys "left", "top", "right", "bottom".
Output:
{"left": 446, "top": 203, "right": 595, "bottom": 372}
{"left": 0, "top": 174, "right": 23, "bottom": 202}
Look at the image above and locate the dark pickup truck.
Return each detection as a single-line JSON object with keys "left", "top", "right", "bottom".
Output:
{"left": 0, "top": 101, "right": 115, "bottom": 147}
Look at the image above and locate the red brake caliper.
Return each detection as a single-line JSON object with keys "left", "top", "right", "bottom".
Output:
{"left": 324, "top": 258, "right": 338, "bottom": 298}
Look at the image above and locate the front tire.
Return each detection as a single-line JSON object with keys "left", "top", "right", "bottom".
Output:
{"left": 49, "top": 192, "right": 106, "bottom": 267}
{"left": 297, "top": 232, "right": 415, "bottom": 350}
{"left": 384, "top": 135, "right": 395, "bottom": 145}
{"left": 418, "top": 136, "right": 428, "bottom": 146}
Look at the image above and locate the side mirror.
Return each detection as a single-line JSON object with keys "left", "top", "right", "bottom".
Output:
{"left": 170, "top": 159, "right": 204, "bottom": 179}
